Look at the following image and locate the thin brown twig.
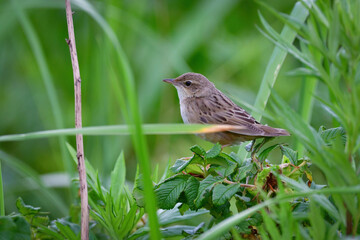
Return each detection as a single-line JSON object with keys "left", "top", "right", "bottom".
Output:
{"left": 65, "top": 1, "right": 89, "bottom": 239}
{"left": 223, "top": 178, "right": 255, "bottom": 188}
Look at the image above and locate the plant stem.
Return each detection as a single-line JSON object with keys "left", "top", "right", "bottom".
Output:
{"left": 0, "top": 160, "right": 4, "bottom": 216}
{"left": 65, "top": 1, "right": 88, "bottom": 239}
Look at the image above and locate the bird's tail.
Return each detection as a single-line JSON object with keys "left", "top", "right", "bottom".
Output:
{"left": 260, "top": 125, "right": 290, "bottom": 137}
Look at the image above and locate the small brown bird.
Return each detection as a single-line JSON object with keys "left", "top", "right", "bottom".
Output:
{"left": 163, "top": 72, "right": 289, "bottom": 146}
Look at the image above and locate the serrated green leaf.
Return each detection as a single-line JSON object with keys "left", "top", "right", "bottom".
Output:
{"left": 195, "top": 175, "right": 222, "bottom": 208}
{"left": 319, "top": 127, "right": 345, "bottom": 144}
{"left": 212, "top": 183, "right": 241, "bottom": 206}
{"left": 206, "top": 157, "right": 228, "bottom": 166}
{"left": 190, "top": 145, "right": 206, "bottom": 156}
{"left": 258, "top": 144, "right": 280, "bottom": 162}
{"left": 184, "top": 176, "right": 200, "bottom": 210}
{"left": 171, "top": 155, "right": 203, "bottom": 174}
{"left": 220, "top": 152, "right": 239, "bottom": 164}
{"left": 205, "top": 143, "right": 222, "bottom": 159}
{"left": 155, "top": 175, "right": 188, "bottom": 209}
{"left": 16, "top": 198, "right": 40, "bottom": 216}
{"left": 211, "top": 161, "right": 237, "bottom": 178}
{"left": 280, "top": 146, "right": 298, "bottom": 165}
{"left": 235, "top": 164, "right": 254, "bottom": 182}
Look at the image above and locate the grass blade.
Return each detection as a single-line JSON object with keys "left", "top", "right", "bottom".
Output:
{"left": 12, "top": 0, "right": 72, "bottom": 177}
{"left": 238, "top": 0, "right": 312, "bottom": 158}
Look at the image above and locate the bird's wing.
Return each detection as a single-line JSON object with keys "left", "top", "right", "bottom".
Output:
{"left": 186, "top": 94, "right": 266, "bottom": 136}
{"left": 189, "top": 93, "right": 289, "bottom": 137}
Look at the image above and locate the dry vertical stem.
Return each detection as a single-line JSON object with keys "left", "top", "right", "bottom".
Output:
{"left": 65, "top": 0, "right": 89, "bottom": 239}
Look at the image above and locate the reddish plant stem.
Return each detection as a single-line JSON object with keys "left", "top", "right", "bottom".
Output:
{"left": 65, "top": 1, "right": 89, "bottom": 239}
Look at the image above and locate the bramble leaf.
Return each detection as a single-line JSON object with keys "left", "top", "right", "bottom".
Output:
{"left": 212, "top": 183, "right": 241, "bottom": 206}
{"left": 155, "top": 175, "right": 189, "bottom": 209}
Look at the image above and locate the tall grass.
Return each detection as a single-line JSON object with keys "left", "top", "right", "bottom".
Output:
{"left": 0, "top": 0, "right": 313, "bottom": 238}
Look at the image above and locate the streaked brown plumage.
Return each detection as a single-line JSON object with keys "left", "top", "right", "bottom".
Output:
{"left": 163, "top": 72, "right": 289, "bottom": 146}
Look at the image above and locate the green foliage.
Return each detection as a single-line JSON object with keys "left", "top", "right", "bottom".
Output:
{"left": 0, "top": 215, "right": 31, "bottom": 240}
{"left": 155, "top": 143, "right": 311, "bottom": 237}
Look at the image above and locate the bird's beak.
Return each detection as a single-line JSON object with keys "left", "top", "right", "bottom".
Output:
{"left": 163, "top": 78, "right": 174, "bottom": 84}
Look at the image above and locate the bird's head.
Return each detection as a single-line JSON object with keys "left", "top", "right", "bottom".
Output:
{"left": 163, "top": 72, "right": 216, "bottom": 100}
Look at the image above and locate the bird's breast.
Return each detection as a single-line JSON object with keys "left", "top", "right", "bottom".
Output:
{"left": 180, "top": 101, "right": 190, "bottom": 123}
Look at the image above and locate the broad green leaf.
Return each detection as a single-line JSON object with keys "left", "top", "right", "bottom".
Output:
{"left": 160, "top": 225, "right": 202, "bottom": 238}
{"left": 195, "top": 175, "right": 222, "bottom": 208}
{"left": 205, "top": 143, "right": 222, "bottom": 159}
{"left": 211, "top": 161, "right": 237, "bottom": 177}
{"left": 158, "top": 207, "right": 208, "bottom": 226}
{"left": 155, "top": 175, "right": 188, "bottom": 209}
{"left": 170, "top": 155, "right": 203, "bottom": 174}
{"left": 206, "top": 157, "right": 229, "bottom": 167}
{"left": 184, "top": 176, "right": 200, "bottom": 210}
{"left": 0, "top": 215, "right": 31, "bottom": 240}
{"left": 182, "top": 222, "right": 205, "bottom": 236}
{"left": 235, "top": 164, "right": 254, "bottom": 182}
{"left": 212, "top": 183, "right": 241, "bottom": 206}
{"left": 190, "top": 145, "right": 206, "bottom": 156}
{"left": 319, "top": 126, "right": 345, "bottom": 144}
{"left": 258, "top": 144, "right": 280, "bottom": 162}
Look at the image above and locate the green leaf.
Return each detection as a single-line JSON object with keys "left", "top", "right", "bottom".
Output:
{"left": 280, "top": 145, "right": 298, "bottom": 165}
{"left": 171, "top": 155, "right": 203, "bottom": 174}
{"left": 133, "top": 172, "right": 145, "bottom": 207}
{"left": 195, "top": 175, "right": 222, "bottom": 208}
{"left": 258, "top": 144, "right": 280, "bottom": 162}
{"left": 16, "top": 198, "right": 40, "bottom": 216}
{"left": 0, "top": 215, "right": 31, "bottom": 240}
{"left": 155, "top": 175, "right": 189, "bottom": 209}
{"left": 110, "top": 151, "right": 125, "bottom": 207}
{"left": 205, "top": 143, "right": 222, "bottom": 159}
{"left": 178, "top": 204, "right": 189, "bottom": 215}
{"left": 118, "top": 204, "right": 138, "bottom": 238}
{"left": 211, "top": 162, "right": 237, "bottom": 177}
{"left": 182, "top": 222, "right": 205, "bottom": 236}
{"left": 158, "top": 207, "right": 208, "bottom": 226}
{"left": 234, "top": 163, "right": 254, "bottom": 182}
{"left": 219, "top": 152, "right": 239, "bottom": 164}
{"left": 319, "top": 126, "right": 345, "bottom": 144}
{"left": 184, "top": 176, "right": 200, "bottom": 210}
{"left": 55, "top": 220, "right": 79, "bottom": 240}
{"left": 212, "top": 183, "right": 241, "bottom": 206}
{"left": 190, "top": 145, "right": 206, "bottom": 156}
{"left": 160, "top": 225, "right": 203, "bottom": 238}
{"left": 261, "top": 209, "right": 281, "bottom": 240}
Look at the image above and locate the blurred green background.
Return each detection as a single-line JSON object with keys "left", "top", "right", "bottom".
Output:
{"left": 0, "top": 0, "right": 329, "bottom": 217}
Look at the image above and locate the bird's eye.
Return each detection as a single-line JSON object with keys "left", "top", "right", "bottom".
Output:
{"left": 185, "top": 81, "right": 192, "bottom": 86}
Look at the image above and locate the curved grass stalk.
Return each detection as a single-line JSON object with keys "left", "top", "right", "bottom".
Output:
{"left": 237, "top": 0, "right": 312, "bottom": 158}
